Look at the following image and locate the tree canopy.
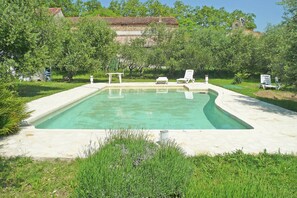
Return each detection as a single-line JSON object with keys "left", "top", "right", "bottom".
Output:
{"left": 1, "top": 0, "right": 296, "bottom": 87}
{"left": 45, "top": 0, "right": 257, "bottom": 30}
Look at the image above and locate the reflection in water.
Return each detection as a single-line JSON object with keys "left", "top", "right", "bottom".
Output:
{"left": 108, "top": 88, "right": 124, "bottom": 99}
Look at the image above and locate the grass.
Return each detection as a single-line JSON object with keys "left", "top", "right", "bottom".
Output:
{"left": 186, "top": 150, "right": 297, "bottom": 197}
{"left": 209, "top": 78, "right": 297, "bottom": 112}
{"left": 12, "top": 74, "right": 155, "bottom": 103}
{"left": 0, "top": 157, "right": 78, "bottom": 197}
{"left": 14, "top": 81, "right": 85, "bottom": 103}
{"left": 1, "top": 151, "right": 296, "bottom": 197}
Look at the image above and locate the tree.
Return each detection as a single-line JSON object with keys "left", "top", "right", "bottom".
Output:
{"left": 110, "top": 0, "right": 147, "bottom": 17}
{"left": 143, "top": 23, "right": 174, "bottom": 70}
{"left": 82, "top": 7, "right": 118, "bottom": 17}
{"left": 123, "top": 0, "right": 147, "bottom": 16}
{"left": 79, "top": 18, "right": 118, "bottom": 70}
{"left": 172, "top": 0, "right": 194, "bottom": 18}
{"left": 0, "top": 0, "right": 59, "bottom": 79}
{"left": 80, "top": 0, "right": 118, "bottom": 17}
{"left": 161, "top": 29, "right": 187, "bottom": 72}
{"left": 119, "top": 38, "right": 148, "bottom": 76}
{"left": 193, "top": 6, "right": 230, "bottom": 29}
{"left": 223, "top": 30, "right": 259, "bottom": 75}
{"left": 280, "top": 0, "right": 297, "bottom": 86}
{"left": 170, "top": 1, "right": 257, "bottom": 31}
{"left": 55, "top": 21, "right": 97, "bottom": 80}
{"left": 144, "top": 0, "right": 171, "bottom": 16}
{"left": 260, "top": 0, "right": 297, "bottom": 86}
{"left": 47, "top": 0, "right": 81, "bottom": 16}
{"left": 55, "top": 18, "right": 117, "bottom": 80}
{"left": 83, "top": 0, "right": 101, "bottom": 13}
{"left": 260, "top": 25, "right": 288, "bottom": 78}
{"left": 109, "top": 0, "right": 123, "bottom": 16}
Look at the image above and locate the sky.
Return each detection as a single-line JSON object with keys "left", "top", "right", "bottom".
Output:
{"left": 97, "top": 0, "right": 285, "bottom": 32}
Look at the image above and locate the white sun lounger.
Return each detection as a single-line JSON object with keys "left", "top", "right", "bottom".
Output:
{"left": 177, "top": 69, "right": 195, "bottom": 84}
{"left": 156, "top": 77, "right": 168, "bottom": 84}
{"left": 260, "top": 74, "right": 281, "bottom": 90}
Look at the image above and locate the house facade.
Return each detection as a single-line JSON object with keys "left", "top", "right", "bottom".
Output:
{"left": 49, "top": 8, "right": 178, "bottom": 44}
{"left": 98, "top": 17, "right": 178, "bottom": 43}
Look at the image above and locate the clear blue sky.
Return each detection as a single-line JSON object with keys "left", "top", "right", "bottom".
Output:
{"left": 97, "top": 0, "right": 285, "bottom": 32}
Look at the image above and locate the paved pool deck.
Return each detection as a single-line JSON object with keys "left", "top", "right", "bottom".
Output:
{"left": 0, "top": 82, "right": 296, "bottom": 159}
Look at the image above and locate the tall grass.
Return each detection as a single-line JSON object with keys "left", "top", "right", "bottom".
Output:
{"left": 75, "top": 130, "right": 194, "bottom": 197}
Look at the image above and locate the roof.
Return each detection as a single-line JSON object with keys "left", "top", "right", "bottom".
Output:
{"left": 68, "top": 17, "right": 178, "bottom": 26}
{"left": 48, "top": 8, "right": 62, "bottom": 15}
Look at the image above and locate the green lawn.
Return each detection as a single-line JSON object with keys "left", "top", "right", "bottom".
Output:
{"left": 209, "top": 79, "right": 297, "bottom": 112}
{"left": 186, "top": 151, "right": 297, "bottom": 197}
{"left": 13, "top": 75, "right": 154, "bottom": 102}
{"left": 1, "top": 152, "right": 296, "bottom": 197}
{"left": 0, "top": 157, "right": 78, "bottom": 197}
{"left": 14, "top": 81, "right": 85, "bottom": 103}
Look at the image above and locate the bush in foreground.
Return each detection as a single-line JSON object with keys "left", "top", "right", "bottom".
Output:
{"left": 75, "top": 131, "right": 194, "bottom": 197}
{"left": 0, "top": 84, "right": 29, "bottom": 136}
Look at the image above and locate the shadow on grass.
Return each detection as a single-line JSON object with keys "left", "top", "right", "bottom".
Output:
{"left": 16, "top": 84, "right": 64, "bottom": 98}
{"left": 234, "top": 95, "right": 297, "bottom": 116}
{"left": 53, "top": 78, "right": 107, "bottom": 83}
{"left": 212, "top": 81, "right": 297, "bottom": 113}
{"left": 256, "top": 96, "right": 297, "bottom": 113}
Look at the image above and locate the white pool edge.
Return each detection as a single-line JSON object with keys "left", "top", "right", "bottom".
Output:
{"left": 1, "top": 82, "right": 297, "bottom": 158}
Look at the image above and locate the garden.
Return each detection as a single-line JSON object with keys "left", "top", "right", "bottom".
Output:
{"left": 1, "top": 132, "right": 297, "bottom": 197}
{"left": 1, "top": 0, "right": 297, "bottom": 197}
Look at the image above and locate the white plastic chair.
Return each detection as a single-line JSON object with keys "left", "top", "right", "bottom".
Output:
{"left": 177, "top": 70, "right": 195, "bottom": 84}
{"left": 260, "top": 74, "right": 280, "bottom": 90}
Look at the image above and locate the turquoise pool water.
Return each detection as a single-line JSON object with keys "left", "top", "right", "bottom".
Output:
{"left": 35, "top": 88, "right": 251, "bottom": 130}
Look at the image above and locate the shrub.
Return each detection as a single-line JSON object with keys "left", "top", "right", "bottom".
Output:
{"left": 232, "top": 72, "right": 250, "bottom": 84}
{"left": 0, "top": 84, "right": 29, "bottom": 136}
{"left": 75, "top": 130, "right": 194, "bottom": 197}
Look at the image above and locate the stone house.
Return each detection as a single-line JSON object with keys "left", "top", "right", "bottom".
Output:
{"left": 68, "top": 16, "right": 178, "bottom": 44}
{"left": 98, "top": 17, "right": 178, "bottom": 43}
{"left": 49, "top": 7, "right": 178, "bottom": 44}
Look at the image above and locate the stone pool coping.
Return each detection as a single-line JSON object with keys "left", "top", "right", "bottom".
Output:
{"left": 0, "top": 82, "right": 297, "bottom": 159}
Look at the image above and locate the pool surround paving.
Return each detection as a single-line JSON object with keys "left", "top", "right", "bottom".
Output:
{"left": 0, "top": 82, "right": 296, "bottom": 159}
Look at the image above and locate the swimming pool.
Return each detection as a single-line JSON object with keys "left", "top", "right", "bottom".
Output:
{"left": 35, "top": 88, "right": 251, "bottom": 130}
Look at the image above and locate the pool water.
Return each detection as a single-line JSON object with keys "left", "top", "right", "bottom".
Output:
{"left": 35, "top": 88, "right": 251, "bottom": 130}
